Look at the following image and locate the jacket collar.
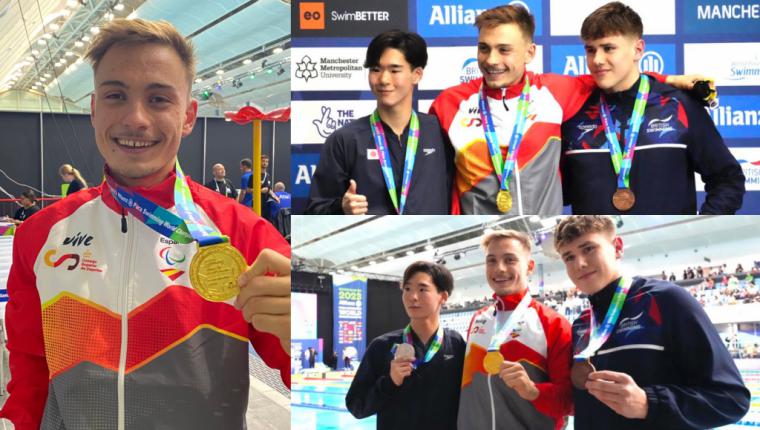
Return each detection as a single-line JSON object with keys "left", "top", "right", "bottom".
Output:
{"left": 101, "top": 165, "right": 178, "bottom": 214}
{"left": 493, "top": 287, "right": 529, "bottom": 311}
{"left": 480, "top": 71, "right": 532, "bottom": 100}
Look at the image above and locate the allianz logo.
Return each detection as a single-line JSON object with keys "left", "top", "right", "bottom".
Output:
{"left": 562, "top": 51, "right": 664, "bottom": 75}
{"left": 428, "top": 1, "right": 529, "bottom": 25}
{"left": 709, "top": 104, "right": 760, "bottom": 127}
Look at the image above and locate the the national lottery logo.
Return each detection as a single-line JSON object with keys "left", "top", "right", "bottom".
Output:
{"left": 295, "top": 55, "right": 318, "bottom": 82}
{"left": 312, "top": 106, "right": 358, "bottom": 138}
{"left": 459, "top": 57, "right": 480, "bottom": 83}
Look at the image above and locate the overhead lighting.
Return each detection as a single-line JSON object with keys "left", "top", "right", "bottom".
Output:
{"left": 74, "top": 41, "right": 84, "bottom": 48}
{"left": 31, "top": 49, "right": 39, "bottom": 56}
{"left": 66, "top": 0, "right": 77, "bottom": 7}
{"left": 44, "top": 33, "right": 53, "bottom": 39}
{"left": 44, "top": 73, "right": 52, "bottom": 78}
{"left": 60, "top": 58, "right": 68, "bottom": 64}
{"left": 350, "top": 265, "right": 358, "bottom": 271}
{"left": 405, "top": 250, "right": 415, "bottom": 256}
{"left": 49, "top": 23, "right": 60, "bottom": 31}
{"left": 105, "top": 12, "right": 114, "bottom": 21}
{"left": 65, "top": 51, "right": 75, "bottom": 57}
{"left": 194, "top": 78, "right": 202, "bottom": 83}
{"left": 242, "top": 59, "right": 252, "bottom": 65}
{"left": 277, "top": 66, "right": 285, "bottom": 76}
{"left": 266, "top": 68, "right": 273, "bottom": 74}
{"left": 90, "top": 26, "right": 100, "bottom": 34}
{"left": 40, "top": 77, "right": 47, "bottom": 82}
{"left": 368, "top": 261, "right": 376, "bottom": 265}
{"left": 82, "top": 35, "right": 90, "bottom": 42}
{"left": 215, "top": 69, "right": 224, "bottom": 75}
{"left": 37, "top": 39, "right": 47, "bottom": 46}
{"left": 114, "top": 3, "right": 125, "bottom": 11}
{"left": 272, "top": 47, "right": 283, "bottom": 54}
{"left": 425, "top": 244, "right": 434, "bottom": 251}
{"left": 54, "top": 62, "right": 62, "bottom": 67}
{"left": 385, "top": 256, "right": 395, "bottom": 261}
{"left": 25, "top": 56, "right": 34, "bottom": 62}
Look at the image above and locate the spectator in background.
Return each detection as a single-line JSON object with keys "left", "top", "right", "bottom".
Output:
{"left": 238, "top": 158, "right": 253, "bottom": 207}
{"left": 660, "top": 271, "right": 667, "bottom": 280}
{"left": 697, "top": 266, "right": 704, "bottom": 278}
{"left": 668, "top": 272, "right": 676, "bottom": 282}
{"left": 2, "top": 190, "right": 39, "bottom": 225}
{"left": 268, "top": 182, "right": 291, "bottom": 221}
{"left": 204, "top": 163, "right": 237, "bottom": 199}
{"left": 59, "top": 163, "right": 88, "bottom": 196}
{"left": 736, "top": 264, "right": 744, "bottom": 274}
{"left": 258, "top": 154, "right": 272, "bottom": 207}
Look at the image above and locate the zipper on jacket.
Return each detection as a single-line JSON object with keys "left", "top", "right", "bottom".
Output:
{"left": 487, "top": 373, "right": 497, "bottom": 430}
{"left": 121, "top": 207, "right": 127, "bottom": 234}
{"left": 117, "top": 214, "right": 135, "bottom": 430}
{"left": 501, "top": 87, "right": 508, "bottom": 111}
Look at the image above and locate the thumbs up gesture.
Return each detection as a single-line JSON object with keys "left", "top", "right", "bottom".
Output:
{"left": 342, "top": 179, "right": 368, "bottom": 214}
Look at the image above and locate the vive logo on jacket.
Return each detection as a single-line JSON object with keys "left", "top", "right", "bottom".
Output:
{"left": 62, "top": 232, "right": 93, "bottom": 247}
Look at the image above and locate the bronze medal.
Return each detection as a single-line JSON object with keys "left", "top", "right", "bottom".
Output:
{"left": 570, "top": 359, "right": 596, "bottom": 390}
{"left": 189, "top": 242, "right": 247, "bottom": 302}
{"left": 612, "top": 188, "right": 635, "bottom": 212}
{"left": 496, "top": 190, "right": 512, "bottom": 213}
{"left": 482, "top": 350, "right": 504, "bottom": 375}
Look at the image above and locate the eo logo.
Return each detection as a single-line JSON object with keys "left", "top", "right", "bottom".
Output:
{"left": 159, "top": 246, "right": 186, "bottom": 266}
{"left": 640, "top": 51, "right": 664, "bottom": 74}
{"left": 460, "top": 58, "right": 480, "bottom": 83}
{"left": 44, "top": 249, "right": 80, "bottom": 270}
{"left": 300, "top": 2, "right": 325, "bottom": 30}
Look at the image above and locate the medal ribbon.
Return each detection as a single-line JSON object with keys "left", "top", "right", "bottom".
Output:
{"left": 478, "top": 77, "right": 531, "bottom": 192}
{"left": 599, "top": 75, "right": 650, "bottom": 189}
{"left": 574, "top": 277, "right": 631, "bottom": 362}
{"left": 487, "top": 290, "right": 532, "bottom": 352}
{"left": 105, "top": 161, "right": 227, "bottom": 247}
{"left": 391, "top": 324, "right": 444, "bottom": 367}
{"left": 369, "top": 110, "right": 420, "bottom": 215}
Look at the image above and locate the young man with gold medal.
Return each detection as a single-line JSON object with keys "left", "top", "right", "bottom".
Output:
{"left": 0, "top": 19, "right": 290, "bottom": 429}
{"left": 554, "top": 215, "right": 750, "bottom": 429}
{"left": 458, "top": 230, "right": 572, "bottom": 429}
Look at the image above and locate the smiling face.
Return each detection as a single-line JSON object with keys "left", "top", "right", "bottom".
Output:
{"left": 401, "top": 271, "right": 448, "bottom": 321}
{"left": 485, "top": 237, "right": 535, "bottom": 296}
{"left": 558, "top": 231, "right": 623, "bottom": 295}
{"left": 90, "top": 42, "right": 198, "bottom": 187}
{"left": 368, "top": 48, "right": 422, "bottom": 113}
{"left": 584, "top": 33, "right": 643, "bottom": 93}
{"left": 477, "top": 23, "right": 535, "bottom": 89}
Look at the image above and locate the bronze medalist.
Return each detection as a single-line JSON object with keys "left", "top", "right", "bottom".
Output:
{"left": 189, "top": 242, "right": 248, "bottom": 302}
{"left": 570, "top": 359, "right": 596, "bottom": 390}
{"left": 496, "top": 189, "right": 512, "bottom": 213}
{"left": 612, "top": 188, "right": 635, "bottom": 211}
{"left": 483, "top": 350, "right": 504, "bottom": 375}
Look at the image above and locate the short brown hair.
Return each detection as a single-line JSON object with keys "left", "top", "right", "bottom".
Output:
{"left": 581, "top": 1, "right": 643, "bottom": 41}
{"left": 482, "top": 229, "right": 532, "bottom": 254}
{"left": 553, "top": 216, "right": 615, "bottom": 250}
{"left": 85, "top": 19, "right": 196, "bottom": 89}
{"left": 475, "top": 4, "right": 535, "bottom": 42}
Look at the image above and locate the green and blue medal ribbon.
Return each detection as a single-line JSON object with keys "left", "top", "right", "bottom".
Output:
{"left": 478, "top": 77, "right": 531, "bottom": 193}
{"left": 487, "top": 290, "right": 532, "bottom": 353}
{"left": 574, "top": 277, "right": 631, "bottom": 362}
{"left": 599, "top": 75, "right": 650, "bottom": 190}
{"left": 369, "top": 110, "right": 420, "bottom": 215}
{"left": 391, "top": 324, "right": 443, "bottom": 367}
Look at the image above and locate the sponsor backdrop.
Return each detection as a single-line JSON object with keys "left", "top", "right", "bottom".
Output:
{"left": 291, "top": 0, "right": 760, "bottom": 214}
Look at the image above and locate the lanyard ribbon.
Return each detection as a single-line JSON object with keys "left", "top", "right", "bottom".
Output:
{"left": 391, "top": 324, "right": 443, "bottom": 367}
{"left": 599, "top": 75, "right": 650, "bottom": 189}
{"left": 574, "top": 277, "right": 631, "bottom": 361}
{"left": 105, "top": 161, "right": 227, "bottom": 247}
{"left": 479, "top": 77, "right": 531, "bottom": 192}
{"left": 488, "top": 290, "right": 532, "bottom": 351}
{"left": 369, "top": 110, "right": 420, "bottom": 215}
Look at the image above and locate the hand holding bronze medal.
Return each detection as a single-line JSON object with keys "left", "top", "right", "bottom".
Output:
{"left": 571, "top": 359, "right": 596, "bottom": 390}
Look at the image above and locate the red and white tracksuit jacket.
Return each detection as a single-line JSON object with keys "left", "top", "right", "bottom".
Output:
{"left": 0, "top": 171, "right": 290, "bottom": 430}
{"left": 458, "top": 289, "right": 573, "bottom": 430}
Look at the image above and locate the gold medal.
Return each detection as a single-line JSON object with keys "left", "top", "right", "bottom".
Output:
{"left": 189, "top": 242, "right": 247, "bottom": 302}
{"left": 570, "top": 359, "right": 596, "bottom": 390}
{"left": 482, "top": 350, "right": 504, "bottom": 375}
{"left": 612, "top": 188, "right": 635, "bottom": 211}
{"left": 496, "top": 190, "right": 512, "bottom": 213}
